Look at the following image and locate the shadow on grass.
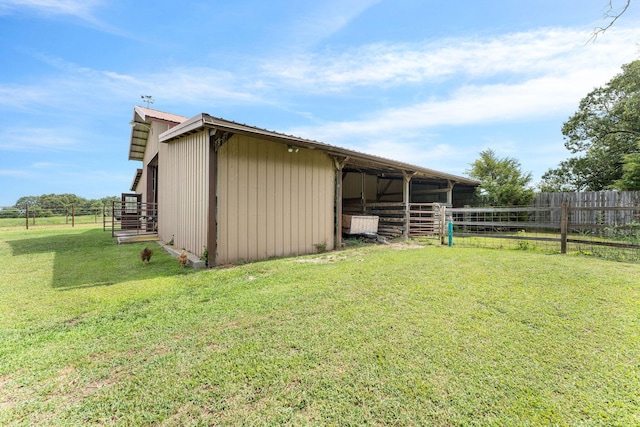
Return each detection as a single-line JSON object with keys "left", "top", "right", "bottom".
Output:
{"left": 8, "top": 228, "right": 194, "bottom": 290}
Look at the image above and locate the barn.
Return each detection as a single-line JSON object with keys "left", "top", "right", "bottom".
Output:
{"left": 126, "top": 106, "right": 479, "bottom": 266}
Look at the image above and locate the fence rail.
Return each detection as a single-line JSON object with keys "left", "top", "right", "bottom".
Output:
{"left": 0, "top": 204, "right": 109, "bottom": 229}
{"left": 344, "top": 202, "right": 441, "bottom": 239}
{"left": 448, "top": 203, "right": 640, "bottom": 262}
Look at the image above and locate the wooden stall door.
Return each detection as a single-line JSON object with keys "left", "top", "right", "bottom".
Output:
{"left": 121, "top": 193, "right": 141, "bottom": 230}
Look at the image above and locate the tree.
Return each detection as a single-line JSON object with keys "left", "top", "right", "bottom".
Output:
{"left": 541, "top": 60, "right": 640, "bottom": 191}
{"left": 591, "top": 0, "right": 631, "bottom": 40}
{"left": 13, "top": 194, "right": 119, "bottom": 214}
{"left": 466, "top": 149, "right": 535, "bottom": 206}
{"left": 14, "top": 196, "right": 40, "bottom": 208}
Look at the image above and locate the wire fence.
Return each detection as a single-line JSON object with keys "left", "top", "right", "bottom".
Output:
{"left": 448, "top": 204, "right": 640, "bottom": 262}
{"left": 0, "top": 205, "right": 110, "bottom": 229}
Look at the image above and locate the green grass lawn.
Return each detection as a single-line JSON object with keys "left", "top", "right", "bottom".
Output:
{"left": 1, "top": 227, "right": 639, "bottom": 426}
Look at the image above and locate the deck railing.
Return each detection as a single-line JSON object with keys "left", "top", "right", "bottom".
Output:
{"left": 108, "top": 202, "right": 158, "bottom": 237}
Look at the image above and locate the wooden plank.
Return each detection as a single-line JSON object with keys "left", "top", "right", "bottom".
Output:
{"left": 566, "top": 238, "right": 640, "bottom": 250}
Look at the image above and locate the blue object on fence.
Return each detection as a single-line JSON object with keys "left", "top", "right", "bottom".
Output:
{"left": 448, "top": 219, "right": 453, "bottom": 247}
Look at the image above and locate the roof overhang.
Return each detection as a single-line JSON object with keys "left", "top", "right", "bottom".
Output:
{"left": 159, "top": 113, "right": 480, "bottom": 187}
{"left": 130, "top": 168, "right": 143, "bottom": 191}
{"left": 128, "top": 106, "right": 189, "bottom": 162}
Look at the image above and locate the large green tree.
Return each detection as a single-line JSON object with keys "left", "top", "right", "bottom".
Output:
{"left": 466, "top": 149, "right": 535, "bottom": 206}
{"left": 13, "top": 194, "right": 119, "bottom": 215}
{"left": 541, "top": 60, "right": 640, "bottom": 191}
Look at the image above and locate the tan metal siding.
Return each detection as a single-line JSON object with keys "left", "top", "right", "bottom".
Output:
{"left": 217, "top": 135, "right": 335, "bottom": 265}
{"left": 135, "top": 121, "right": 170, "bottom": 202}
{"left": 158, "top": 130, "right": 209, "bottom": 258}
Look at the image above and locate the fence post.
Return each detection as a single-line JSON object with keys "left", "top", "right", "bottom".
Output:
{"left": 25, "top": 204, "right": 29, "bottom": 230}
{"left": 561, "top": 202, "right": 568, "bottom": 254}
{"left": 72, "top": 204, "right": 75, "bottom": 227}
{"left": 440, "top": 205, "right": 447, "bottom": 245}
{"left": 112, "top": 201, "right": 115, "bottom": 237}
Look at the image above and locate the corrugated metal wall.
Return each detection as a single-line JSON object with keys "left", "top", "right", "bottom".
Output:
{"left": 216, "top": 134, "right": 335, "bottom": 265}
{"left": 158, "top": 130, "right": 209, "bottom": 258}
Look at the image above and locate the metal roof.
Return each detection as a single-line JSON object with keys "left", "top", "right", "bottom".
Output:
{"left": 130, "top": 168, "right": 143, "bottom": 191}
{"left": 134, "top": 106, "right": 190, "bottom": 124}
{"left": 159, "top": 113, "right": 479, "bottom": 186}
{"left": 128, "top": 106, "right": 189, "bottom": 161}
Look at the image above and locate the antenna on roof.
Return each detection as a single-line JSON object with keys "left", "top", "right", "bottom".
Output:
{"left": 141, "top": 95, "right": 154, "bottom": 108}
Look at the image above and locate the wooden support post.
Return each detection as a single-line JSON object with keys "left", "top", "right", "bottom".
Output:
{"left": 402, "top": 171, "right": 416, "bottom": 240}
{"left": 560, "top": 202, "right": 568, "bottom": 254}
{"left": 333, "top": 157, "right": 348, "bottom": 249}
{"left": 25, "top": 204, "right": 29, "bottom": 230}
{"left": 207, "top": 132, "right": 219, "bottom": 268}
{"left": 446, "top": 180, "right": 454, "bottom": 206}
{"left": 72, "top": 204, "right": 75, "bottom": 227}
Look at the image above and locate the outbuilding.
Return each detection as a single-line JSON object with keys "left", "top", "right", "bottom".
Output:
{"left": 127, "top": 106, "right": 478, "bottom": 266}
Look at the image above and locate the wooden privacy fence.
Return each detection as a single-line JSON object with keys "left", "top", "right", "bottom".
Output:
{"left": 535, "top": 190, "right": 640, "bottom": 209}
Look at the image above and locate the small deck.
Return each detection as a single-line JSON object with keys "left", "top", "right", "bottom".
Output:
{"left": 107, "top": 201, "right": 159, "bottom": 244}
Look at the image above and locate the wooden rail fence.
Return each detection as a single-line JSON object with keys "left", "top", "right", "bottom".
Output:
{"left": 448, "top": 203, "right": 640, "bottom": 253}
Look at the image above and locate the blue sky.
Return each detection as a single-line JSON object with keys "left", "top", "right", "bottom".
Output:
{"left": 1, "top": 0, "right": 640, "bottom": 206}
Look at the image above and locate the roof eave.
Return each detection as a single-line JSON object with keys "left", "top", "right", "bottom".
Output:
{"left": 158, "top": 113, "right": 479, "bottom": 186}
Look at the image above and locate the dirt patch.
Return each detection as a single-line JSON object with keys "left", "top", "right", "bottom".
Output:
{"left": 64, "top": 317, "right": 82, "bottom": 327}
{"left": 387, "top": 242, "right": 424, "bottom": 250}
{"left": 0, "top": 375, "right": 18, "bottom": 410}
{"left": 296, "top": 254, "right": 349, "bottom": 264}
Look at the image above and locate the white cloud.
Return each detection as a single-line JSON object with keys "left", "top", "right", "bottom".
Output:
{"left": 0, "top": 169, "right": 29, "bottom": 178}
{"left": 0, "top": 55, "right": 265, "bottom": 114}
{"left": 0, "top": 0, "right": 135, "bottom": 38}
{"left": 262, "top": 26, "right": 640, "bottom": 91}
{"left": 276, "top": 23, "right": 640, "bottom": 154}
{"left": 285, "top": 68, "right": 612, "bottom": 145}
{"left": 0, "top": 85, "right": 53, "bottom": 110}
{"left": 0, "top": 128, "right": 82, "bottom": 152}
{"left": 149, "top": 68, "right": 264, "bottom": 107}
{"left": 0, "top": 0, "right": 101, "bottom": 19}
{"left": 284, "top": 0, "right": 382, "bottom": 48}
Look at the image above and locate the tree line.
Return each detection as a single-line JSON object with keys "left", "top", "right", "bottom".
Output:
{"left": 0, "top": 194, "right": 120, "bottom": 218}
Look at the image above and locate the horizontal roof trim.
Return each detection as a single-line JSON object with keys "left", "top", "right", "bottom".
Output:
{"left": 159, "top": 113, "right": 479, "bottom": 186}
